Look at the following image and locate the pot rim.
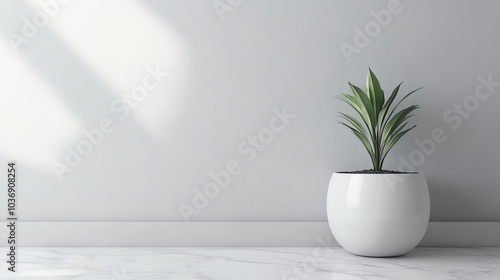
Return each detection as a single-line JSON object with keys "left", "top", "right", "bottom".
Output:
{"left": 333, "top": 171, "right": 423, "bottom": 175}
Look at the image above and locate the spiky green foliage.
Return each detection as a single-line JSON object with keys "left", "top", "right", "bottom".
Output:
{"left": 337, "top": 69, "right": 422, "bottom": 170}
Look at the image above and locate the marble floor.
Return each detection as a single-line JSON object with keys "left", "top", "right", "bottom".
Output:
{"left": 0, "top": 247, "right": 499, "bottom": 279}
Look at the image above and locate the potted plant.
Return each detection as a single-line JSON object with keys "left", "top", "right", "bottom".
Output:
{"left": 327, "top": 69, "right": 430, "bottom": 257}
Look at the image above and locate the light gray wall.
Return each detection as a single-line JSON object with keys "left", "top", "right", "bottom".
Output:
{"left": 0, "top": 0, "right": 499, "bottom": 223}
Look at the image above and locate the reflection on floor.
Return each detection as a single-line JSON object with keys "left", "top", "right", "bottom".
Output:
{"left": 0, "top": 247, "right": 499, "bottom": 279}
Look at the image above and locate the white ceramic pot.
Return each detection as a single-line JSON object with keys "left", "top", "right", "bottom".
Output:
{"left": 327, "top": 172, "right": 430, "bottom": 257}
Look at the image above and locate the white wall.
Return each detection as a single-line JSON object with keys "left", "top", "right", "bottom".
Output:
{"left": 1, "top": 0, "right": 499, "bottom": 224}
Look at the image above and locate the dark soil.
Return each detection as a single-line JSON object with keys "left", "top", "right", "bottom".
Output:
{"left": 337, "top": 169, "right": 419, "bottom": 174}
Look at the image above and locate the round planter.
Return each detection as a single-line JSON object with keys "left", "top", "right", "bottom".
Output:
{"left": 327, "top": 172, "right": 430, "bottom": 257}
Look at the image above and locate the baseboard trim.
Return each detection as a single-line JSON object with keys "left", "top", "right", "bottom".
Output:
{"left": 3, "top": 222, "right": 500, "bottom": 247}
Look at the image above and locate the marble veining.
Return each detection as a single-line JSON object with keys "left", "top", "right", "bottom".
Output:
{"left": 0, "top": 247, "right": 499, "bottom": 279}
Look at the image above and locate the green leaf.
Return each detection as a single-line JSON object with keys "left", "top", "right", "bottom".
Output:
{"left": 381, "top": 121, "right": 407, "bottom": 152}
{"left": 337, "top": 94, "right": 372, "bottom": 132}
{"left": 349, "top": 83, "right": 377, "bottom": 130}
{"left": 381, "top": 125, "right": 417, "bottom": 162}
{"left": 383, "top": 87, "right": 422, "bottom": 129}
{"left": 337, "top": 112, "right": 366, "bottom": 134}
{"left": 367, "top": 68, "right": 384, "bottom": 112}
{"left": 338, "top": 121, "right": 376, "bottom": 167}
{"left": 378, "top": 82, "right": 402, "bottom": 128}
{"left": 383, "top": 105, "right": 419, "bottom": 141}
